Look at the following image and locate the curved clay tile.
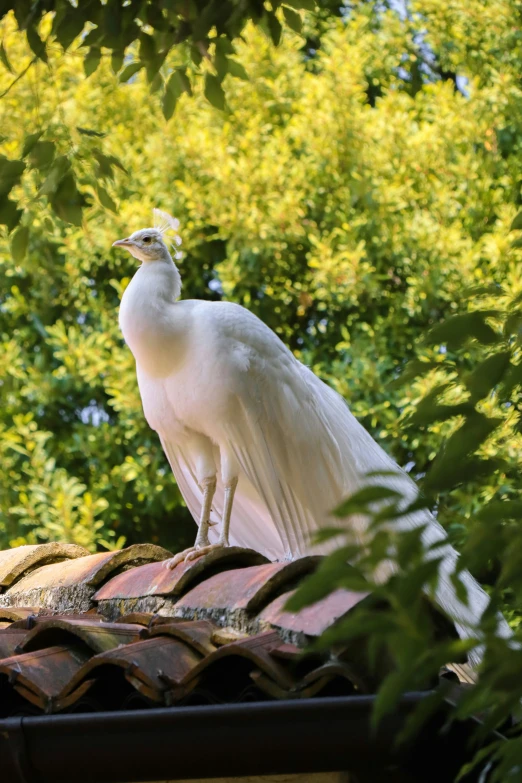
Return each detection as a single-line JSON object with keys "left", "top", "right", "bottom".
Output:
{"left": 4, "top": 544, "right": 173, "bottom": 593}
{"left": 259, "top": 587, "right": 371, "bottom": 638}
{"left": 69, "top": 635, "right": 204, "bottom": 704}
{"left": 0, "top": 607, "right": 40, "bottom": 623}
{"left": 0, "top": 543, "right": 89, "bottom": 589}
{"left": 145, "top": 619, "right": 218, "bottom": 656}
{"left": 0, "top": 644, "right": 91, "bottom": 712}
{"left": 173, "top": 557, "right": 321, "bottom": 620}
{"left": 93, "top": 546, "right": 269, "bottom": 602}
{"left": 18, "top": 618, "right": 143, "bottom": 655}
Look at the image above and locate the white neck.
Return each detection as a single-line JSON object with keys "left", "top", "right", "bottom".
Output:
{"left": 119, "top": 254, "right": 186, "bottom": 377}
{"left": 140, "top": 248, "right": 182, "bottom": 302}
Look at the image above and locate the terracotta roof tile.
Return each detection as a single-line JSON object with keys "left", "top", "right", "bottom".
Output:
{"left": 18, "top": 618, "right": 143, "bottom": 654}
{"left": 0, "top": 628, "right": 28, "bottom": 658}
{"left": 0, "top": 544, "right": 173, "bottom": 614}
{"left": 8, "top": 612, "right": 105, "bottom": 631}
{"left": 78, "top": 634, "right": 204, "bottom": 703}
{"left": 173, "top": 558, "right": 319, "bottom": 619}
{"left": 93, "top": 546, "right": 268, "bottom": 601}
{"left": 4, "top": 544, "right": 171, "bottom": 592}
{"left": 259, "top": 587, "right": 371, "bottom": 638}
{"left": 184, "top": 631, "right": 296, "bottom": 691}
{"left": 0, "top": 607, "right": 39, "bottom": 622}
{"left": 0, "top": 543, "right": 88, "bottom": 588}
{"left": 0, "top": 645, "right": 91, "bottom": 712}
{"left": 0, "top": 541, "right": 460, "bottom": 717}
{"left": 145, "top": 619, "right": 218, "bottom": 656}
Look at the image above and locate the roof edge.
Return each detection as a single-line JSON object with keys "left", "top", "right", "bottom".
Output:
{"left": 0, "top": 694, "right": 497, "bottom": 783}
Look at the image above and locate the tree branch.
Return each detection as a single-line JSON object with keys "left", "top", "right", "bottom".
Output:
{"left": 0, "top": 56, "right": 37, "bottom": 100}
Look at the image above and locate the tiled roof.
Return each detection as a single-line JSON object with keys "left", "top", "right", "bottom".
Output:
{"left": 0, "top": 543, "right": 462, "bottom": 718}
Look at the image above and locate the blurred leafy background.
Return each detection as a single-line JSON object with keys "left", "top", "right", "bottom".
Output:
{"left": 1, "top": 0, "right": 520, "bottom": 557}
{"left": 1, "top": 0, "right": 522, "bottom": 778}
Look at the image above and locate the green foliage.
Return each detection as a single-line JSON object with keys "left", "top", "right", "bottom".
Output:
{"left": 1, "top": 0, "right": 522, "bottom": 772}
{"left": 290, "top": 266, "right": 522, "bottom": 780}
{"left": 0, "top": 1, "right": 519, "bottom": 547}
{"left": 0, "top": 0, "right": 320, "bottom": 231}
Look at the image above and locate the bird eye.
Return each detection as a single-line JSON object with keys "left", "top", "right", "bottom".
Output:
{"left": 142, "top": 235, "right": 152, "bottom": 243}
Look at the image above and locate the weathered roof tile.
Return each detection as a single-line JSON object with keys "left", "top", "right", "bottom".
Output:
{"left": 5, "top": 544, "right": 171, "bottom": 593}
{"left": 145, "top": 619, "right": 218, "bottom": 656}
{"left": 184, "top": 631, "right": 296, "bottom": 690}
{"left": 173, "top": 558, "right": 319, "bottom": 621}
{"left": 18, "top": 618, "right": 143, "bottom": 655}
{"left": 259, "top": 587, "right": 370, "bottom": 638}
{"left": 0, "top": 628, "right": 28, "bottom": 658}
{"left": 0, "top": 543, "right": 88, "bottom": 588}
{"left": 0, "top": 541, "right": 459, "bottom": 717}
{"left": 0, "top": 607, "right": 40, "bottom": 623}
{"left": 93, "top": 546, "right": 268, "bottom": 601}
{"left": 0, "top": 645, "right": 91, "bottom": 712}
{"left": 78, "top": 634, "right": 203, "bottom": 703}
{"left": 0, "top": 544, "right": 173, "bottom": 614}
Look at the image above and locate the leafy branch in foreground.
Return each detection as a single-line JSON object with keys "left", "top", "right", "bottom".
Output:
{"left": 290, "top": 279, "right": 522, "bottom": 780}
{"left": 0, "top": 1, "right": 321, "bottom": 236}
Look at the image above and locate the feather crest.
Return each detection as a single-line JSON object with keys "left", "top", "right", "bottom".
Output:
{"left": 153, "top": 208, "right": 183, "bottom": 259}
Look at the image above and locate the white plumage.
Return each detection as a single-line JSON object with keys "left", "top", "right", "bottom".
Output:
{"left": 113, "top": 211, "right": 510, "bottom": 663}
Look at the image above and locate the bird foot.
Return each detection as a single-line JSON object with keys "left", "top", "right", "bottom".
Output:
{"left": 164, "top": 543, "right": 226, "bottom": 570}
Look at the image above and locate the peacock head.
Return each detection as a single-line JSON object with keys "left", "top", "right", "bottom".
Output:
{"left": 112, "top": 209, "right": 183, "bottom": 263}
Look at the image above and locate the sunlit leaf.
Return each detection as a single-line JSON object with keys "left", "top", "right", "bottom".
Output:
{"left": 464, "top": 351, "right": 511, "bottom": 402}
{"left": 28, "top": 141, "right": 55, "bottom": 170}
{"left": 26, "top": 26, "right": 47, "bottom": 63}
{"left": 509, "top": 211, "right": 522, "bottom": 231}
{"left": 118, "top": 62, "right": 142, "bottom": 83}
{"left": 502, "top": 361, "right": 522, "bottom": 395}
{"left": 0, "top": 157, "right": 25, "bottom": 197}
{"left": 10, "top": 225, "right": 29, "bottom": 262}
{"left": 21, "top": 131, "right": 43, "bottom": 157}
{"left": 54, "top": 11, "right": 85, "bottom": 50}
{"left": 476, "top": 499, "right": 522, "bottom": 523}
{"left": 96, "top": 184, "right": 117, "bottom": 212}
{"left": 265, "top": 11, "right": 283, "bottom": 46}
{"left": 50, "top": 173, "right": 86, "bottom": 225}
{"left": 423, "top": 412, "right": 502, "bottom": 494}
{"left": 204, "top": 74, "right": 225, "bottom": 110}
{"left": 283, "top": 0, "right": 316, "bottom": 10}
{"left": 77, "top": 127, "right": 106, "bottom": 138}
{"left": 227, "top": 59, "right": 249, "bottom": 80}
{"left": 408, "top": 384, "right": 474, "bottom": 427}
{"left": 425, "top": 311, "right": 501, "bottom": 348}
{"left": 39, "top": 155, "right": 71, "bottom": 195}
{"left": 0, "top": 195, "right": 22, "bottom": 230}
{"left": 111, "top": 51, "right": 125, "bottom": 74}
{"left": 283, "top": 6, "right": 303, "bottom": 33}
{"left": 0, "top": 40, "right": 13, "bottom": 73}
{"left": 285, "top": 546, "right": 366, "bottom": 611}
{"left": 214, "top": 51, "right": 228, "bottom": 82}
{"left": 162, "top": 86, "right": 177, "bottom": 120}
{"left": 84, "top": 48, "right": 102, "bottom": 77}
{"left": 394, "top": 358, "right": 443, "bottom": 388}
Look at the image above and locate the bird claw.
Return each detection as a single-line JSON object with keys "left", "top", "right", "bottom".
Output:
{"left": 163, "top": 543, "right": 225, "bottom": 570}
{"left": 184, "top": 543, "right": 225, "bottom": 563}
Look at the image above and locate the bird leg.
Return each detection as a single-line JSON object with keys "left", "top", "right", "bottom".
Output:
{"left": 194, "top": 476, "right": 218, "bottom": 548}
{"left": 219, "top": 476, "right": 238, "bottom": 547}
{"left": 164, "top": 476, "right": 217, "bottom": 570}
{"left": 181, "top": 477, "right": 238, "bottom": 562}
{"left": 164, "top": 476, "right": 239, "bottom": 569}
